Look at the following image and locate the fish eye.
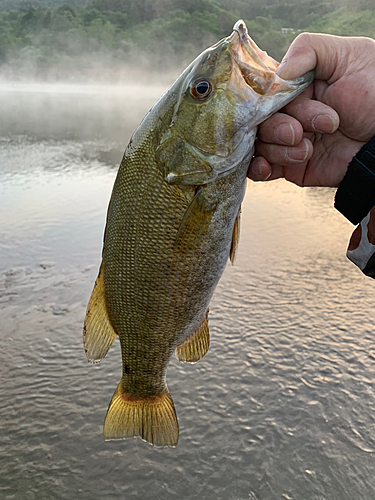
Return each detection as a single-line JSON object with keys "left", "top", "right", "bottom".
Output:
{"left": 190, "top": 78, "right": 212, "bottom": 99}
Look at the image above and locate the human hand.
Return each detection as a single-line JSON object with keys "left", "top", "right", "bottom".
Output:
{"left": 248, "top": 33, "right": 375, "bottom": 187}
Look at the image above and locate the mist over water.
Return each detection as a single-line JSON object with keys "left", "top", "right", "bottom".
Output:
{"left": 1, "top": 82, "right": 375, "bottom": 500}
{"left": 0, "top": 81, "right": 169, "bottom": 141}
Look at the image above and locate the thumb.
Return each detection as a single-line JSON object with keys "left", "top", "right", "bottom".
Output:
{"left": 276, "top": 32, "right": 356, "bottom": 82}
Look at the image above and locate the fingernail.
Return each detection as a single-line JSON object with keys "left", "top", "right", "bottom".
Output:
{"left": 312, "top": 114, "right": 337, "bottom": 133}
{"left": 286, "top": 139, "right": 309, "bottom": 162}
{"left": 251, "top": 157, "right": 263, "bottom": 176}
{"left": 251, "top": 158, "right": 271, "bottom": 180}
{"left": 276, "top": 60, "right": 287, "bottom": 78}
{"left": 275, "top": 123, "right": 295, "bottom": 145}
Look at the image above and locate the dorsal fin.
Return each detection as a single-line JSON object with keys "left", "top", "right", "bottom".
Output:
{"left": 83, "top": 264, "right": 117, "bottom": 363}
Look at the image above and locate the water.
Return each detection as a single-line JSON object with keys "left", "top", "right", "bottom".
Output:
{"left": 1, "top": 83, "right": 375, "bottom": 500}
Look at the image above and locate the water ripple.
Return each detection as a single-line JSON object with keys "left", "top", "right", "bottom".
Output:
{"left": 1, "top": 88, "right": 375, "bottom": 499}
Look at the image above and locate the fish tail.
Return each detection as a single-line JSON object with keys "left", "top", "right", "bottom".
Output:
{"left": 103, "top": 378, "right": 179, "bottom": 447}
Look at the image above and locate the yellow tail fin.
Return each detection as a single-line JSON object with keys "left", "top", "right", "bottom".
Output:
{"left": 103, "top": 378, "right": 179, "bottom": 447}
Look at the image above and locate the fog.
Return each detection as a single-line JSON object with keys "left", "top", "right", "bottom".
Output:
{"left": 0, "top": 81, "right": 169, "bottom": 143}
{"left": 0, "top": 49, "right": 193, "bottom": 86}
{"left": 0, "top": 17, "right": 219, "bottom": 86}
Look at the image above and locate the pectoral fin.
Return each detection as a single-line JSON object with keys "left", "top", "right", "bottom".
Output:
{"left": 175, "top": 187, "right": 218, "bottom": 250}
{"left": 230, "top": 206, "right": 241, "bottom": 264}
{"left": 83, "top": 264, "right": 117, "bottom": 363}
{"left": 176, "top": 311, "right": 209, "bottom": 363}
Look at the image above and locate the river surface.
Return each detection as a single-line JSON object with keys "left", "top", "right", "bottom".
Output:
{"left": 1, "top": 83, "right": 375, "bottom": 500}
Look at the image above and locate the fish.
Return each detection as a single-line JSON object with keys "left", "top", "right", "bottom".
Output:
{"left": 83, "top": 20, "right": 313, "bottom": 447}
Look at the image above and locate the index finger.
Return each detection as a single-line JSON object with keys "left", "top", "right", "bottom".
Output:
{"left": 282, "top": 89, "right": 339, "bottom": 134}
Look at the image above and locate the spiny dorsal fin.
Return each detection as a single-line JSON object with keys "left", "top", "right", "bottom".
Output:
{"left": 230, "top": 206, "right": 241, "bottom": 265}
{"left": 103, "top": 378, "right": 179, "bottom": 447}
{"left": 83, "top": 264, "right": 117, "bottom": 363}
{"left": 176, "top": 311, "right": 209, "bottom": 363}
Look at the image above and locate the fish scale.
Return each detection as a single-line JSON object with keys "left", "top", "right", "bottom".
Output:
{"left": 83, "top": 19, "right": 313, "bottom": 447}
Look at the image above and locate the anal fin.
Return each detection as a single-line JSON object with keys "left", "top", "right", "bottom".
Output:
{"left": 176, "top": 311, "right": 209, "bottom": 363}
{"left": 83, "top": 264, "right": 117, "bottom": 363}
{"left": 103, "top": 378, "right": 179, "bottom": 447}
{"left": 230, "top": 206, "right": 241, "bottom": 265}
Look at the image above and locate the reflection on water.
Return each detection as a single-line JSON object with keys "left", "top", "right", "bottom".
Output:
{"left": 1, "top": 84, "right": 375, "bottom": 500}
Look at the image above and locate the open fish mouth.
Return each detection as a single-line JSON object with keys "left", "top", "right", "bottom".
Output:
{"left": 228, "top": 20, "right": 313, "bottom": 95}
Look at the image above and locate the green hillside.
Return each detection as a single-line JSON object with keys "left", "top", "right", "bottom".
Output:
{"left": 0, "top": 0, "right": 373, "bottom": 81}
{"left": 0, "top": 0, "right": 89, "bottom": 9}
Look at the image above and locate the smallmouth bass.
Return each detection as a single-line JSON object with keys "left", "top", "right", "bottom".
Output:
{"left": 83, "top": 20, "right": 313, "bottom": 447}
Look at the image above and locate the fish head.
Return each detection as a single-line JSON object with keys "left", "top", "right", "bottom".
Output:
{"left": 157, "top": 20, "right": 313, "bottom": 186}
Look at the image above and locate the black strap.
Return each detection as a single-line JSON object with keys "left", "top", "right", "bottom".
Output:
{"left": 334, "top": 136, "right": 375, "bottom": 225}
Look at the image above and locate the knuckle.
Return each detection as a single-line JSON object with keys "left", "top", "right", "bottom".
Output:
{"left": 360, "top": 37, "right": 375, "bottom": 54}
{"left": 295, "top": 32, "right": 311, "bottom": 44}
{"left": 293, "top": 32, "right": 315, "bottom": 49}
